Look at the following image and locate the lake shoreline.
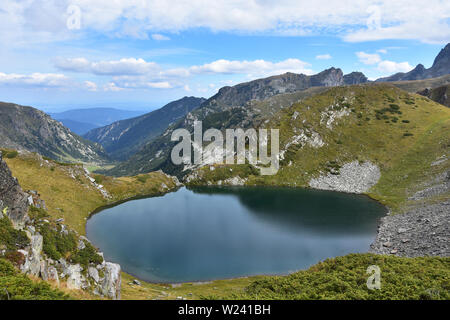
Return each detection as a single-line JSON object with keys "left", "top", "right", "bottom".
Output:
{"left": 86, "top": 184, "right": 387, "bottom": 285}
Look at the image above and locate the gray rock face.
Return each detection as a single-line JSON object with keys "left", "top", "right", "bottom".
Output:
{"left": 21, "top": 234, "right": 43, "bottom": 276}
{"left": 377, "top": 43, "right": 450, "bottom": 82}
{"left": 47, "top": 266, "right": 60, "bottom": 285}
{"left": 101, "top": 262, "right": 121, "bottom": 300}
{"left": 88, "top": 266, "right": 100, "bottom": 283}
{"left": 0, "top": 152, "right": 29, "bottom": 229}
{"left": 309, "top": 161, "right": 381, "bottom": 193}
{"left": 212, "top": 68, "right": 366, "bottom": 107}
{"left": 370, "top": 201, "right": 450, "bottom": 257}
{"left": 343, "top": 72, "right": 368, "bottom": 85}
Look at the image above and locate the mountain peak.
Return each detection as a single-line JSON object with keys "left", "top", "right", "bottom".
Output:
{"left": 431, "top": 43, "right": 450, "bottom": 69}
{"left": 377, "top": 43, "right": 450, "bottom": 82}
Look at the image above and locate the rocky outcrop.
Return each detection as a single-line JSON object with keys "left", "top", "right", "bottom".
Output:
{"left": 101, "top": 263, "right": 121, "bottom": 300}
{"left": 309, "top": 161, "right": 381, "bottom": 193}
{"left": 343, "top": 72, "right": 368, "bottom": 85}
{"left": 65, "top": 264, "right": 85, "bottom": 290}
{"left": 417, "top": 85, "right": 450, "bottom": 108}
{"left": 0, "top": 152, "right": 29, "bottom": 229}
{"left": 20, "top": 234, "right": 43, "bottom": 276}
{"left": 0, "top": 153, "right": 122, "bottom": 299}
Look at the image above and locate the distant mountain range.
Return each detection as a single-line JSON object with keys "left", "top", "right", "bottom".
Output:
{"left": 83, "top": 97, "right": 206, "bottom": 160}
{"left": 0, "top": 102, "right": 108, "bottom": 163}
{"left": 377, "top": 44, "right": 450, "bottom": 82}
{"left": 106, "top": 67, "right": 369, "bottom": 176}
{"left": 50, "top": 108, "right": 146, "bottom": 135}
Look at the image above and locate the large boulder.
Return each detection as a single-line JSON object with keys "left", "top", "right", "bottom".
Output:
{"left": 65, "top": 264, "right": 85, "bottom": 290}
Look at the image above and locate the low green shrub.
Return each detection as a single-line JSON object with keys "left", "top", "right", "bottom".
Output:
{"left": 0, "top": 258, "right": 69, "bottom": 300}
{"left": 222, "top": 254, "right": 450, "bottom": 300}
{"left": 4, "top": 151, "right": 18, "bottom": 159}
{"left": 28, "top": 206, "right": 50, "bottom": 220}
{"left": 4, "top": 250, "right": 26, "bottom": 267}
{"left": 39, "top": 223, "right": 77, "bottom": 261}
{"left": 70, "top": 242, "right": 103, "bottom": 268}
{"left": 0, "top": 217, "right": 30, "bottom": 250}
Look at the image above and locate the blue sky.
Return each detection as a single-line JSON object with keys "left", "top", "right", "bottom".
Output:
{"left": 0, "top": 1, "right": 449, "bottom": 112}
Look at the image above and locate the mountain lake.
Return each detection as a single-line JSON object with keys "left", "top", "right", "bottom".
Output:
{"left": 86, "top": 186, "right": 386, "bottom": 283}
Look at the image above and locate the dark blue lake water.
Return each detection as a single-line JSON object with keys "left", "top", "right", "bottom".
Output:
{"left": 86, "top": 186, "right": 385, "bottom": 283}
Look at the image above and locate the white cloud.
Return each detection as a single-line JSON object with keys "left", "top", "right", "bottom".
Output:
{"left": 55, "top": 57, "right": 313, "bottom": 79}
{"left": 107, "top": 75, "right": 174, "bottom": 90}
{"left": 55, "top": 57, "right": 159, "bottom": 76}
{"left": 377, "top": 49, "right": 387, "bottom": 54}
{"left": 315, "top": 54, "right": 332, "bottom": 60}
{"left": 0, "top": 72, "right": 70, "bottom": 87}
{"left": 356, "top": 51, "right": 381, "bottom": 65}
{"left": 151, "top": 34, "right": 170, "bottom": 41}
{"left": 377, "top": 60, "right": 413, "bottom": 73}
{"left": 103, "top": 82, "right": 124, "bottom": 92}
{"left": 2, "top": 0, "right": 449, "bottom": 45}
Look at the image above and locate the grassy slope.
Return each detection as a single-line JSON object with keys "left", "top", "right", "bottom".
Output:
{"left": 121, "top": 273, "right": 266, "bottom": 300}
{"left": 193, "top": 84, "right": 450, "bottom": 212}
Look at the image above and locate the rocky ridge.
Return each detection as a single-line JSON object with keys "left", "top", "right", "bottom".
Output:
{"left": 309, "top": 161, "right": 381, "bottom": 194}
{"left": 377, "top": 43, "right": 450, "bottom": 82}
